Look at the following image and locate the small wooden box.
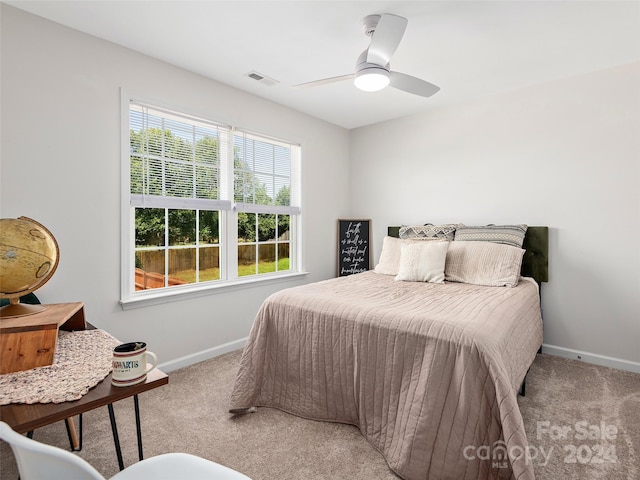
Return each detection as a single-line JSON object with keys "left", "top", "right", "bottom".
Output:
{"left": 0, "top": 302, "right": 86, "bottom": 374}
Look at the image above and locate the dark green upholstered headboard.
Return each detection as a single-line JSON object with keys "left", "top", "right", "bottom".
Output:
{"left": 387, "top": 226, "right": 549, "bottom": 284}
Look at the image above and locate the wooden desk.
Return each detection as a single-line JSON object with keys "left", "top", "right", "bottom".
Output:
{"left": 0, "top": 352, "right": 168, "bottom": 470}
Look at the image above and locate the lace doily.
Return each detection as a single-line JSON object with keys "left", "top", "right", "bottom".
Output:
{"left": 0, "top": 329, "right": 121, "bottom": 405}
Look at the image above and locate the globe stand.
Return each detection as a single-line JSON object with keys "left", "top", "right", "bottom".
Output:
{"left": 0, "top": 298, "right": 45, "bottom": 318}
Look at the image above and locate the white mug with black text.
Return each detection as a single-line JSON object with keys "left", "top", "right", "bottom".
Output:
{"left": 111, "top": 342, "right": 158, "bottom": 387}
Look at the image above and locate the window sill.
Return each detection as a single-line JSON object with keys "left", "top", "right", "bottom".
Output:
{"left": 120, "top": 271, "right": 310, "bottom": 311}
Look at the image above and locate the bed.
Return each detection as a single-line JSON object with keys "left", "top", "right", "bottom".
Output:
{"left": 229, "top": 225, "right": 548, "bottom": 480}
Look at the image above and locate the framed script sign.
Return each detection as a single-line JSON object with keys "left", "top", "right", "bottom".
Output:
{"left": 338, "top": 219, "right": 371, "bottom": 276}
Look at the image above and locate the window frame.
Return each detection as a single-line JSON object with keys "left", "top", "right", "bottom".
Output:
{"left": 120, "top": 91, "right": 306, "bottom": 310}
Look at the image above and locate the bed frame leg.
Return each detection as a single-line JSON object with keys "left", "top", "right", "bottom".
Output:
{"left": 519, "top": 376, "right": 526, "bottom": 396}
{"left": 518, "top": 364, "right": 532, "bottom": 396}
{"left": 520, "top": 345, "right": 542, "bottom": 396}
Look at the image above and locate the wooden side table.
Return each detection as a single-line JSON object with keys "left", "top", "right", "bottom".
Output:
{"left": 1, "top": 311, "right": 169, "bottom": 470}
{"left": 1, "top": 368, "right": 168, "bottom": 470}
{"left": 1, "top": 352, "right": 168, "bottom": 470}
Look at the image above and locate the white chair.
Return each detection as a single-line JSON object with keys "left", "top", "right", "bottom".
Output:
{"left": 0, "top": 421, "right": 251, "bottom": 480}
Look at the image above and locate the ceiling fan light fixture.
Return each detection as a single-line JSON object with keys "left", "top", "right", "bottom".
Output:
{"left": 295, "top": 14, "right": 439, "bottom": 98}
{"left": 354, "top": 67, "right": 390, "bottom": 92}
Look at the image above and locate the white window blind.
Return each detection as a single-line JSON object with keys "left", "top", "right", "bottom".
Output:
{"left": 233, "top": 131, "right": 300, "bottom": 215}
{"left": 129, "top": 102, "right": 232, "bottom": 211}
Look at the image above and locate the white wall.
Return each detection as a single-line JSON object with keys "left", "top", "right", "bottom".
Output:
{"left": 350, "top": 62, "right": 640, "bottom": 368}
{"left": 3, "top": 5, "right": 639, "bottom": 372}
{"left": 0, "top": 5, "right": 350, "bottom": 368}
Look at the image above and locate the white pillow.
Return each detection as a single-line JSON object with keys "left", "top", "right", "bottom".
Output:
{"left": 445, "top": 241, "right": 525, "bottom": 287}
{"left": 395, "top": 241, "right": 449, "bottom": 283}
{"left": 374, "top": 236, "right": 403, "bottom": 275}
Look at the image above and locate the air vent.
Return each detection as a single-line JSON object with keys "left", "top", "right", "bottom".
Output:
{"left": 244, "top": 70, "right": 279, "bottom": 87}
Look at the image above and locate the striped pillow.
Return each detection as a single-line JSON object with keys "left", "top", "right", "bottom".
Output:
{"left": 454, "top": 224, "right": 528, "bottom": 248}
{"left": 445, "top": 241, "right": 525, "bottom": 287}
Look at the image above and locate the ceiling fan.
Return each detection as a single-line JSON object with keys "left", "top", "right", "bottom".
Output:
{"left": 293, "top": 13, "right": 440, "bottom": 97}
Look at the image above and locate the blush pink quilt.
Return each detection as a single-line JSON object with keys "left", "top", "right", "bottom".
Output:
{"left": 230, "top": 272, "right": 542, "bottom": 480}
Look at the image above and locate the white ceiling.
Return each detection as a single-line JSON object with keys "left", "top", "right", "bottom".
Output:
{"left": 6, "top": 1, "right": 640, "bottom": 129}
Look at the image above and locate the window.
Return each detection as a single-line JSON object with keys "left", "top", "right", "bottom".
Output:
{"left": 122, "top": 99, "right": 301, "bottom": 306}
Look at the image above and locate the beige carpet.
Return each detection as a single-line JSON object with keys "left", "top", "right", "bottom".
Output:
{"left": 1, "top": 351, "right": 638, "bottom": 479}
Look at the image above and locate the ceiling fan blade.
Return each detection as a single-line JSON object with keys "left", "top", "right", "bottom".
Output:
{"left": 292, "top": 74, "right": 354, "bottom": 89}
{"left": 389, "top": 71, "right": 440, "bottom": 97}
{"left": 366, "top": 14, "right": 408, "bottom": 66}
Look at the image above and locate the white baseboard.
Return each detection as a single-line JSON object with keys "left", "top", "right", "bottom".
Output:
{"left": 541, "top": 344, "right": 640, "bottom": 374}
{"left": 158, "top": 337, "right": 248, "bottom": 373}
